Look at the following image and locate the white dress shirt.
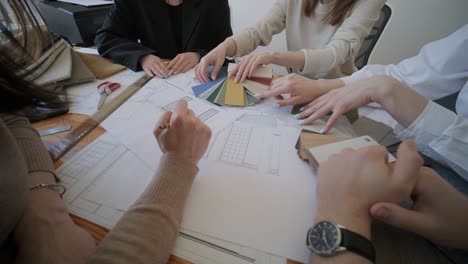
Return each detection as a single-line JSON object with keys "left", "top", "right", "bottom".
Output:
{"left": 342, "top": 24, "right": 468, "bottom": 181}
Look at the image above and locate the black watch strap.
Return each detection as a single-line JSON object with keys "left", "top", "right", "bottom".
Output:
{"left": 340, "top": 228, "right": 376, "bottom": 263}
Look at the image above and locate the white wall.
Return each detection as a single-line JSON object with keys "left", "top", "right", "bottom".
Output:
{"left": 370, "top": 0, "right": 468, "bottom": 64}
{"left": 228, "top": 0, "right": 468, "bottom": 67}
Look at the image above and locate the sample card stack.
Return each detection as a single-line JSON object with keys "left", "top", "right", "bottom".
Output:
{"left": 192, "top": 63, "right": 273, "bottom": 107}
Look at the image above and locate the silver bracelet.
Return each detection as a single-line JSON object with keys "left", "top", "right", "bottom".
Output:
{"left": 29, "top": 183, "right": 66, "bottom": 198}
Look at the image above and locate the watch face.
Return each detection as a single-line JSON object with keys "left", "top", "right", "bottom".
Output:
{"left": 308, "top": 221, "right": 341, "bottom": 255}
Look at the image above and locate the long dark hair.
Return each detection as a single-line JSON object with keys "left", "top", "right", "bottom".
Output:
{"left": 0, "top": 0, "right": 64, "bottom": 113}
{"left": 303, "top": 0, "right": 359, "bottom": 26}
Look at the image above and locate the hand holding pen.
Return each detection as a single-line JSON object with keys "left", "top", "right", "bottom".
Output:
{"left": 154, "top": 100, "right": 212, "bottom": 165}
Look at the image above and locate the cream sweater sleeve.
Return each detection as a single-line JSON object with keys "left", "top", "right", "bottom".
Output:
{"left": 87, "top": 154, "right": 198, "bottom": 264}
{"left": 299, "top": 0, "right": 386, "bottom": 75}
{"left": 228, "top": 0, "right": 288, "bottom": 57}
{"left": 1, "top": 114, "right": 55, "bottom": 174}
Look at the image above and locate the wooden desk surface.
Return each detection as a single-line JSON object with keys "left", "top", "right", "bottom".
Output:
{"left": 33, "top": 113, "right": 301, "bottom": 264}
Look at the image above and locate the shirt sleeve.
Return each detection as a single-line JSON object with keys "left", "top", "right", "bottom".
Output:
{"left": 95, "top": 0, "right": 157, "bottom": 71}
{"left": 341, "top": 24, "right": 468, "bottom": 100}
{"left": 88, "top": 154, "right": 198, "bottom": 264}
{"left": 394, "top": 101, "right": 468, "bottom": 180}
{"left": 299, "top": 0, "right": 385, "bottom": 75}
{"left": 228, "top": 0, "right": 287, "bottom": 57}
{"left": 1, "top": 114, "right": 55, "bottom": 174}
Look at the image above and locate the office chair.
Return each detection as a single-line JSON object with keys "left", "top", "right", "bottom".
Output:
{"left": 435, "top": 92, "right": 459, "bottom": 113}
{"left": 354, "top": 4, "right": 392, "bottom": 70}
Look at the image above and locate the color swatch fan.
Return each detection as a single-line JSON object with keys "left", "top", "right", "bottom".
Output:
{"left": 192, "top": 63, "right": 273, "bottom": 107}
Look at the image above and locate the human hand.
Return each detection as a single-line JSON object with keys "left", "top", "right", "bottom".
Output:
{"left": 195, "top": 42, "right": 229, "bottom": 83}
{"left": 15, "top": 183, "right": 96, "bottom": 264}
{"left": 167, "top": 52, "right": 200, "bottom": 76}
{"left": 255, "top": 74, "right": 344, "bottom": 107}
{"left": 296, "top": 76, "right": 428, "bottom": 132}
{"left": 229, "top": 52, "right": 274, "bottom": 83}
{"left": 315, "top": 141, "right": 423, "bottom": 235}
{"left": 140, "top": 54, "right": 170, "bottom": 78}
{"left": 154, "top": 100, "right": 212, "bottom": 164}
{"left": 296, "top": 77, "right": 385, "bottom": 129}
{"left": 371, "top": 167, "right": 468, "bottom": 250}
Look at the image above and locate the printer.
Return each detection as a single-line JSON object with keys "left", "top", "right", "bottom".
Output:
{"left": 38, "top": 0, "right": 112, "bottom": 46}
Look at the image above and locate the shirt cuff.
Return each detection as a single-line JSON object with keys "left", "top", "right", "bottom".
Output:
{"left": 395, "top": 101, "right": 457, "bottom": 147}
{"left": 190, "top": 49, "right": 208, "bottom": 59}
{"left": 298, "top": 49, "right": 334, "bottom": 76}
{"left": 9, "top": 123, "right": 56, "bottom": 174}
{"left": 142, "top": 154, "right": 198, "bottom": 204}
{"left": 339, "top": 75, "right": 357, "bottom": 85}
{"left": 140, "top": 154, "right": 199, "bottom": 220}
{"left": 227, "top": 35, "right": 254, "bottom": 59}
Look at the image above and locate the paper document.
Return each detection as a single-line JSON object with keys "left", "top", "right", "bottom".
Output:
{"left": 181, "top": 115, "right": 316, "bottom": 263}
{"left": 58, "top": 131, "right": 287, "bottom": 263}
{"left": 57, "top": 0, "right": 114, "bottom": 7}
{"left": 60, "top": 70, "right": 318, "bottom": 263}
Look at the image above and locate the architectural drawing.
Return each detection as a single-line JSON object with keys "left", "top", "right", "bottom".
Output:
{"left": 61, "top": 70, "right": 317, "bottom": 263}
{"left": 58, "top": 133, "right": 287, "bottom": 264}
{"left": 206, "top": 114, "right": 281, "bottom": 175}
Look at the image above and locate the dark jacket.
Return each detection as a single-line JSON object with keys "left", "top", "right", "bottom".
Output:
{"left": 95, "top": 0, "right": 233, "bottom": 71}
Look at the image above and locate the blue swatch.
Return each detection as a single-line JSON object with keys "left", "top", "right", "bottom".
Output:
{"left": 192, "top": 79, "right": 220, "bottom": 97}
{"left": 192, "top": 69, "right": 228, "bottom": 97}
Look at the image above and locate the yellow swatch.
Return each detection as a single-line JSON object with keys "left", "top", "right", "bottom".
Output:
{"left": 225, "top": 77, "right": 245, "bottom": 106}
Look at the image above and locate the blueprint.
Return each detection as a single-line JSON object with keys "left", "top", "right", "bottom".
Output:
{"left": 59, "top": 132, "right": 288, "bottom": 264}
{"left": 60, "top": 70, "right": 298, "bottom": 263}
{"left": 60, "top": 69, "right": 393, "bottom": 263}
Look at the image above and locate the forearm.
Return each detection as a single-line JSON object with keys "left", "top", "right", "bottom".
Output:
{"left": 223, "top": 38, "right": 238, "bottom": 58}
{"left": 270, "top": 51, "right": 306, "bottom": 70}
{"left": 317, "top": 79, "right": 346, "bottom": 93}
{"left": 15, "top": 171, "right": 66, "bottom": 240}
{"left": 447, "top": 191, "right": 468, "bottom": 249}
{"left": 96, "top": 33, "right": 157, "bottom": 71}
{"left": 89, "top": 154, "right": 198, "bottom": 264}
{"left": 14, "top": 171, "right": 95, "bottom": 264}
{"left": 4, "top": 115, "right": 56, "bottom": 174}
{"left": 371, "top": 76, "right": 428, "bottom": 128}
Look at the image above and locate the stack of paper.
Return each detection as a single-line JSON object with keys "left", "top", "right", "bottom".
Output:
{"left": 191, "top": 63, "right": 273, "bottom": 107}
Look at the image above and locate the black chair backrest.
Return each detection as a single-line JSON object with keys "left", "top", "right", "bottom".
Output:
{"left": 354, "top": 4, "right": 392, "bottom": 70}
{"left": 435, "top": 92, "right": 460, "bottom": 113}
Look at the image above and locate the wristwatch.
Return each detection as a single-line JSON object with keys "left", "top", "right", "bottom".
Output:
{"left": 306, "top": 220, "right": 375, "bottom": 263}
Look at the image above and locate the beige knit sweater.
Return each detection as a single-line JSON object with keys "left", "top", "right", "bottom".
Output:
{"left": 229, "top": 0, "right": 386, "bottom": 79}
{"left": 0, "top": 115, "right": 198, "bottom": 264}
{"left": 88, "top": 154, "right": 198, "bottom": 263}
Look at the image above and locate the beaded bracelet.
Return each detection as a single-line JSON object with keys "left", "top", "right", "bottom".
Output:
{"left": 29, "top": 183, "right": 66, "bottom": 198}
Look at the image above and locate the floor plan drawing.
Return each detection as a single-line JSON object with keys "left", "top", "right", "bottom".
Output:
{"left": 59, "top": 134, "right": 153, "bottom": 227}
{"left": 57, "top": 133, "right": 288, "bottom": 264}
{"left": 161, "top": 95, "right": 193, "bottom": 111}
{"left": 206, "top": 113, "right": 282, "bottom": 176}
{"left": 60, "top": 70, "right": 318, "bottom": 263}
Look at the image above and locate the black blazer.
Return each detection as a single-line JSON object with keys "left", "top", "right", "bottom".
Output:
{"left": 95, "top": 0, "right": 233, "bottom": 71}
